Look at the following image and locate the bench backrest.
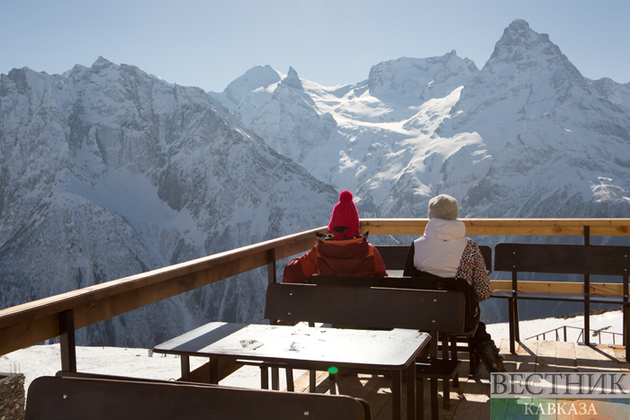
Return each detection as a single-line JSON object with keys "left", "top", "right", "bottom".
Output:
{"left": 494, "top": 243, "right": 630, "bottom": 276}
{"left": 26, "top": 376, "right": 369, "bottom": 420}
{"left": 376, "top": 244, "right": 492, "bottom": 272}
{"left": 265, "top": 282, "right": 465, "bottom": 334}
{"left": 304, "top": 276, "right": 479, "bottom": 332}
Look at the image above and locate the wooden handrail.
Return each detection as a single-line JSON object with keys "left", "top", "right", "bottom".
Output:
{"left": 361, "top": 218, "right": 630, "bottom": 236}
{"left": 1, "top": 218, "right": 630, "bottom": 358}
{"left": 0, "top": 226, "right": 326, "bottom": 356}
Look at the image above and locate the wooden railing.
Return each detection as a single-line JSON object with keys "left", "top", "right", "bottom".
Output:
{"left": 1, "top": 218, "right": 630, "bottom": 366}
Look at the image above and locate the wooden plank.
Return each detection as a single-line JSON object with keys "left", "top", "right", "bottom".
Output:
{"left": 555, "top": 342, "right": 578, "bottom": 372}
{"left": 0, "top": 313, "right": 60, "bottom": 356}
{"left": 535, "top": 340, "right": 558, "bottom": 372}
{"left": 306, "top": 275, "right": 479, "bottom": 333}
{"left": 516, "top": 339, "right": 539, "bottom": 373}
{"left": 293, "top": 370, "right": 392, "bottom": 420}
{"left": 367, "top": 376, "right": 402, "bottom": 420}
{"left": 575, "top": 343, "right": 620, "bottom": 371}
{"left": 494, "top": 243, "right": 630, "bottom": 275}
{"left": 265, "top": 283, "right": 466, "bottom": 333}
{"left": 293, "top": 369, "right": 329, "bottom": 393}
{"left": 361, "top": 218, "right": 630, "bottom": 237}
{"left": 611, "top": 345, "right": 630, "bottom": 364}
{"left": 490, "top": 280, "right": 625, "bottom": 295}
{"left": 26, "top": 376, "right": 368, "bottom": 420}
{"left": 452, "top": 373, "right": 490, "bottom": 420}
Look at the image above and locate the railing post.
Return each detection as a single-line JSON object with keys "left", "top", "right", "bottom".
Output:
{"left": 583, "top": 225, "right": 590, "bottom": 246}
{"left": 59, "top": 309, "right": 77, "bottom": 373}
{"left": 624, "top": 273, "right": 629, "bottom": 360}
{"left": 583, "top": 225, "right": 591, "bottom": 346}
{"left": 267, "top": 248, "right": 278, "bottom": 329}
{"left": 563, "top": 326, "right": 567, "bottom": 342}
{"left": 267, "top": 248, "right": 277, "bottom": 284}
{"left": 511, "top": 270, "right": 520, "bottom": 348}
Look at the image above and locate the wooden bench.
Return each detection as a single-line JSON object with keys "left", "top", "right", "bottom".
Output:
{"left": 492, "top": 242, "right": 630, "bottom": 356}
{"left": 265, "top": 282, "right": 466, "bottom": 420}
{"left": 26, "top": 375, "right": 370, "bottom": 420}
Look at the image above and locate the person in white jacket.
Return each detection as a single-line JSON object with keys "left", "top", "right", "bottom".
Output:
{"left": 403, "top": 194, "right": 506, "bottom": 373}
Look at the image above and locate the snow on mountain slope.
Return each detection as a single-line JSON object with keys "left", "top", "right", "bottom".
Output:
{"left": 212, "top": 65, "right": 337, "bottom": 163}
{"left": 367, "top": 51, "right": 479, "bottom": 107}
{"left": 445, "top": 19, "right": 630, "bottom": 219}
{"left": 0, "top": 58, "right": 338, "bottom": 347}
{"left": 211, "top": 52, "right": 481, "bottom": 216}
{"left": 209, "top": 47, "right": 485, "bottom": 219}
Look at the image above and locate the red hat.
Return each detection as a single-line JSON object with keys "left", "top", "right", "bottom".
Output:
{"left": 328, "top": 190, "right": 360, "bottom": 240}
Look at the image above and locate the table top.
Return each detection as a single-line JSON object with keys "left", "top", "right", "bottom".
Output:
{"left": 153, "top": 322, "right": 430, "bottom": 371}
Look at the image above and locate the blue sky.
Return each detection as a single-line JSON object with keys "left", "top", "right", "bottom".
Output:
{"left": 1, "top": 0, "right": 628, "bottom": 92}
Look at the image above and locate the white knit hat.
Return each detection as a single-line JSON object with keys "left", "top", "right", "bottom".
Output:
{"left": 428, "top": 194, "right": 459, "bottom": 220}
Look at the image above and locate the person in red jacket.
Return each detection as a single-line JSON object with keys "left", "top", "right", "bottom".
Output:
{"left": 283, "top": 190, "right": 387, "bottom": 283}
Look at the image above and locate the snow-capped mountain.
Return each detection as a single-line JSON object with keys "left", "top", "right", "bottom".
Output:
{"left": 0, "top": 57, "right": 337, "bottom": 347}
{"left": 211, "top": 19, "right": 630, "bottom": 223}
{"left": 210, "top": 19, "right": 630, "bottom": 322}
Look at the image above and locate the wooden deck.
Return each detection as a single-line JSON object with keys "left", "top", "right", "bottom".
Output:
{"left": 286, "top": 339, "right": 630, "bottom": 420}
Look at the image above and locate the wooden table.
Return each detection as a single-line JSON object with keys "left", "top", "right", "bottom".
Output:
{"left": 154, "top": 322, "right": 430, "bottom": 420}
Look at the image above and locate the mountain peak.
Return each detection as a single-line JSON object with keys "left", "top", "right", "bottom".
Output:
{"left": 505, "top": 19, "right": 532, "bottom": 37}
{"left": 92, "top": 56, "right": 116, "bottom": 69}
{"left": 281, "top": 66, "right": 303, "bottom": 90}
{"left": 488, "top": 19, "right": 561, "bottom": 65}
{"left": 222, "top": 65, "right": 282, "bottom": 103}
{"left": 367, "top": 52, "right": 477, "bottom": 103}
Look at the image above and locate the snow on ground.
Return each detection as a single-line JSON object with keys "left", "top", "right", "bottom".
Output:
{"left": 486, "top": 308, "right": 625, "bottom": 345}
{"left": 1, "top": 310, "right": 624, "bottom": 396}
{"left": 0, "top": 342, "right": 299, "bottom": 394}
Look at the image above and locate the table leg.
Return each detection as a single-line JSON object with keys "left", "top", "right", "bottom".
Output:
{"left": 508, "top": 297, "right": 516, "bottom": 353}
{"left": 417, "top": 375, "right": 424, "bottom": 420}
{"left": 209, "top": 357, "right": 219, "bottom": 384}
{"left": 406, "top": 364, "right": 417, "bottom": 420}
{"left": 271, "top": 367, "right": 280, "bottom": 390}
{"left": 430, "top": 378, "right": 438, "bottom": 420}
{"left": 180, "top": 355, "right": 190, "bottom": 381}
{"left": 392, "top": 369, "right": 402, "bottom": 420}
{"left": 286, "top": 368, "right": 295, "bottom": 392}
{"left": 261, "top": 367, "right": 269, "bottom": 389}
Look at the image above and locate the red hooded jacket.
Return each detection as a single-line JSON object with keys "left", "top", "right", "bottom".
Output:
{"left": 283, "top": 236, "right": 387, "bottom": 283}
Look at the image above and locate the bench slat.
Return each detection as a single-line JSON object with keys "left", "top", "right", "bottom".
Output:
{"left": 265, "top": 283, "right": 465, "bottom": 334}
{"left": 304, "top": 276, "right": 478, "bottom": 332}
{"left": 494, "top": 243, "right": 630, "bottom": 275}
{"left": 491, "top": 290, "right": 628, "bottom": 304}
{"left": 26, "top": 376, "right": 368, "bottom": 420}
{"left": 375, "top": 245, "right": 492, "bottom": 272}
